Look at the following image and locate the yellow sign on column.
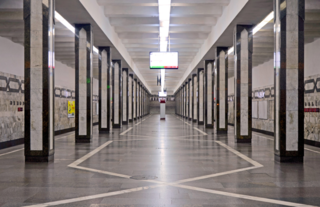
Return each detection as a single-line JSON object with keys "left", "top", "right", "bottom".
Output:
{"left": 68, "top": 101, "right": 75, "bottom": 118}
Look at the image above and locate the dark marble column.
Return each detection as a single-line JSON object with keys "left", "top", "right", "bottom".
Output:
{"left": 75, "top": 24, "right": 93, "bottom": 143}
{"left": 197, "top": 68, "right": 204, "bottom": 125}
{"left": 129, "top": 74, "right": 133, "bottom": 122}
{"left": 112, "top": 60, "right": 122, "bottom": 128}
{"left": 122, "top": 68, "right": 128, "bottom": 125}
{"left": 189, "top": 78, "right": 192, "bottom": 121}
{"left": 204, "top": 60, "right": 214, "bottom": 128}
{"left": 274, "top": 0, "right": 304, "bottom": 162}
{"left": 98, "top": 47, "right": 111, "bottom": 134}
{"left": 185, "top": 81, "right": 189, "bottom": 119}
{"left": 234, "top": 25, "right": 253, "bottom": 143}
{"left": 216, "top": 47, "right": 229, "bottom": 134}
{"left": 24, "top": 0, "right": 55, "bottom": 162}
{"left": 137, "top": 81, "right": 140, "bottom": 119}
{"left": 133, "top": 78, "right": 137, "bottom": 120}
{"left": 192, "top": 74, "right": 197, "bottom": 122}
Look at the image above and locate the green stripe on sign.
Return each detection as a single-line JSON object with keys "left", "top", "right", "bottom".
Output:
{"left": 150, "top": 66, "right": 165, "bottom": 69}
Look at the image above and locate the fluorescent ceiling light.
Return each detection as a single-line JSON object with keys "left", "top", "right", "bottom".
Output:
{"left": 158, "top": 0, "right": 171, "bottom": 52}
{"left": 55, "top": 11, "right": 99, "bottom": 54}
{"left": 227, "top": 47, "right": 234, "bottom": 55}
{"left": 227, "top": 12, "right": 274, "bottom": 56}
{"left": 253, "top": 11, "right": 274, "bottom": 35}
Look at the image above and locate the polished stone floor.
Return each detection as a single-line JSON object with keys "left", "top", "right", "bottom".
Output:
{"left": 0, "top": 115, "right": 320, "bottom": 206}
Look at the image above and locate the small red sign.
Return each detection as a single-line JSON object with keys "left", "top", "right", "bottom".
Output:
{"left": 304, "top": 108, "right": 319, "bottom": 112}
{"left": 18, "top": 107, "right": 23, "bottom": 112}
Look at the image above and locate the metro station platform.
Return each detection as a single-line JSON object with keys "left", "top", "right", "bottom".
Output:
{"left": 0, "top": 115, "right": 319, "bottom": 206}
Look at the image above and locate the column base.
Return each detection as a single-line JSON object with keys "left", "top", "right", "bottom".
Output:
{"left": 206, "top": 125, "right": 213, "bottom": 129}
{"left": 129, "top": 119, "right": 133, "bottom": 123}
{"left": 189, "top": 118, "right": 192, "bottom": 121}
{"left": 198, "top": 121, "right": 204, "bottom": 125}
{"left": 113, "top": 124, "right": 121, "bottom": 128}
{"left": 134, "top": 118, "right": 137, "bottom": 121}
{"left": 275, "top": 154, "right": 303, "bottom": 163}
{"left": 122, "top": 121, "right": 128, "bottom": 125}
{"left": 25, "top": 154, "right": 54, "bottom": 162}
{"left": 193, "top": 120, "right": 197, "bottom": 123}
{"left": 217, "top": 130, "right": 228, "bottom": 134}
{"left": 235, "top": 138, "right": 251, "bottom": 143}
{"left": 76, "top": 136, "right": 91, "bottom": 143}
{"left": 99, "top": 130, "right": 110, "bottom": 134}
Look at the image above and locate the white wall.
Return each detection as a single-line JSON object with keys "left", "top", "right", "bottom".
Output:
{"left": 0, "top": 36, "right": 82, "bottom": 91}
{"left": 0, "top": 36, "right": 24, "bottom": 76}
{"left": 305, "top": 38, "right": 320, "bottom": 77}
{"left": 252, "top": 59, "right": 274, "bottom": 89}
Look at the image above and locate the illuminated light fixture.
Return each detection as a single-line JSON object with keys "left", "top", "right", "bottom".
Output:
{"left": 227, "top": 11, "right": 274, "bottom": 56}
{"left": 253, "top": 11, "right": 274, "bottom": 35}
{"left": 158, "top": 0, "right": 171, "bottom": 52}
{"left": 55, "top": 11, "right": 99, "bottom": 54}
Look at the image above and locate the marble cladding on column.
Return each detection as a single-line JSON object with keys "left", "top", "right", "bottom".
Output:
{"left": 24, "top": 0, "right": 55, "bottom": 162}
{"left": 193, "top": 75, "right": 197, "bottom": 122}
{"left": 274, "top": 0, "right": 304, "bottom": 162}
{"left": 129, "top": 74, "right": 133, "bottom": 122}
{"left": 112, "top": 60, "right": 122, "bottom": 128}
{"left": 216, "top": 47, "right": 229, "bottom": 133}
{"left": 75, "top": 24, "right": 93, "bottom": 143}
{"left": 137, "top": 82, "right": 140, "bottom": 118}
{"left": 98, "top": 47, "right": 111, "bottom": 133}
{"left": 205, "top": 60, "right": 214, "bottom": 128}
{"left": 234, "top": 25, "right": 253, "bottom": 143}
{"left": 122, "top": 69, "right": 128, "bottom": 124}
{"left": 189, "top": 79, "right": 192, "bottom": 120}
{"left": 186, "top": 82, "right": 189, "bottom": 119}
{"left": 133, "top": 79, "right": 137, "bottom": 120}
{"left": 198, "top": 69, "right": 204, "bottom": 125}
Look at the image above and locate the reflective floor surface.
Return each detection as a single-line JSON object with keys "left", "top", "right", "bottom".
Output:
{"left": 0, "top": 114, "right": 320, "bottom": 206}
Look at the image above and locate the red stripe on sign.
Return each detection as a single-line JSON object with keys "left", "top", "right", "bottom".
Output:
{"left": 304, "top": 108, "right": 320, "bottom": 112}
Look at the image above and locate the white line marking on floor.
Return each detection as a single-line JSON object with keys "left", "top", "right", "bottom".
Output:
{"left": 185, "top": 122, "right": 191, "bottom": 126}
{"left": 0, "top": 148, "right": 24, "bottom": 157}
{"left": 120, "top": 127, "right": 133, "bottom": 135}
{"left": 22, "top": 185, "right": 162, "bottom": 207}
{"left": 174, "top": 166, "right": 258, "bottom": 184}
{"left": 68, "top": 141, "right": 113, "bottom": 167}
{"left": 215, "top": 141, "right": 263, "bottom": 167}
{"left": 171, "top": 184, "right": 317, "bottom": 207}
{"left": 193, "top": 127, "right": 208, "bottom": 135}
{"left": 72, "top": 165, "right": 131, "bottom": 179}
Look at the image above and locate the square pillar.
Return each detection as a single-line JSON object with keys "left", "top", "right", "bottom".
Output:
{"left": 204, "top": 60, "right": 214, "bottom": 128}
{"left": 216, "top": 47, "right": 229, "bottom": 134}
{"left": 234, "top": 25, "right": 253, "bottom": 143}
{"left": 122, "top": 68, "right": 128, "bottom": 125}
{"left": 98, "top": 47, "right": 111, "bottom": 134}
{"left": 189, "top": 78, "right": 192, "bottom": 121}
{"left": 198, "top": 68, "right": 204, "bottom": 125}
{"left": 193, "top": 74, "right": 197, "bottom": 122}
{"left": 24, "top": 0, "right": 55, "bottom": 162}
{"left": 185, "top": 82, "right": 189, "bottom": 119}
{"left": 274, "top": 0, "right": 305, "bottom": 162}
{"left": 137, "top": 81, "right": 140, "bottom": 119}
{"left": 133, "top": 78, "right": 137, "bottom": 120}
{"left": 112, "top": 60, "right": 122, "bottom": 128}
{"left": 129, "top": 74, "right": 133, "bottom": 122}
{"left": 75, "top": 24, "right": 93, "bottom": 143}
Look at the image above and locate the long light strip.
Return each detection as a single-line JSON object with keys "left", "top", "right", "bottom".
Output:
{"left": 227, "top": 11, "right": 274, "bottom": 55}
{"left": 55, "top": 11, "right": 99, "bottom": 54}
{"left": 158, "top": 0, "right": 171, "bottom": 93}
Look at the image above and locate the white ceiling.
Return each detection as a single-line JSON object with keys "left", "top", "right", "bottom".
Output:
{"left": 96, "top": 0, "right": 231, "bottom": 94}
